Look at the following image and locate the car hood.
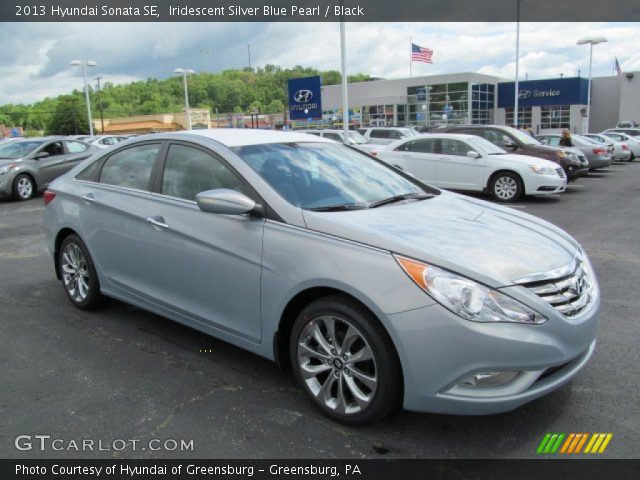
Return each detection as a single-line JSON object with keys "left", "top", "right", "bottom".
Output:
{"left": 491, "top": 153, "right": 560, "bottom": 168}
{"left": 0, "top": 157, "right": 26, "bottom": 167}
{"left": 302, "top": 191, "right": 579, "bottom": 287}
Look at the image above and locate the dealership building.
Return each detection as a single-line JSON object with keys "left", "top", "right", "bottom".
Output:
{"left": 320, "top": 71, "right": 640, "bottom": 133}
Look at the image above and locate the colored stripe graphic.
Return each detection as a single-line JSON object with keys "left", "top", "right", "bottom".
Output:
{"left": 538, "top": 433, "right": 613, "bottom": 454}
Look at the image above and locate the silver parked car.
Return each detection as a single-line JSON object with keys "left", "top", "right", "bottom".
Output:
{"left": 304, "top": 129, "right": 379, "bottom": 154}
{"left": 44, "top": 129, "right": 599, "bottom": 424}
{"left": 0, "top": 137, "right": 96, "bottom": 200}
{"left": 537, "top": 134, "right": 612, "bottom": 170}
{"left": 583, "top": 133, "right": 632, "bottom": 162}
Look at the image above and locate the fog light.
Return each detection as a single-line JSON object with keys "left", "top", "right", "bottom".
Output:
{"left": 460, "top": 371, "right": 520, "bottom": 388}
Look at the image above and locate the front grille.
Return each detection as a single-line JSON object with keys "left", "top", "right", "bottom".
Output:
{"left": 514, "top": 257, "right": 595, "bottom": 318}
{"left": 555, "top": 167, "right": 565, "bottom": 178}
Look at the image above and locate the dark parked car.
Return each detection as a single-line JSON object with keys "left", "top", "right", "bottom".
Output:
{"left": 438, "top": 125, "right": 588, "bottom": 181}
{"left": 0, "top": 137, "right": 96, "bottom": 200}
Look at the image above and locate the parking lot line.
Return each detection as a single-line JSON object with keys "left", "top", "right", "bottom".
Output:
{"left": 568, "top": 184, "right": 585, "bottom": 189}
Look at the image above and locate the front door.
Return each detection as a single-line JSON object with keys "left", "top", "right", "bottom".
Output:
{"left": 436, "top": 138, "right": 486, "bottom": 190}
{"left": 145, "top": 143, "right": 264, "bottom": 342}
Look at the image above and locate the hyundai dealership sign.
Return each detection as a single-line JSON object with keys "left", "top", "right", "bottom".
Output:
{"left": 498, "top": 77, "right": 589, "bottom": 108}
{"left": 288, "top": 76, "right": 322, "bottom": 120}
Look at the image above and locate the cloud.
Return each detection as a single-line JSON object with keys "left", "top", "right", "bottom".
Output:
{"left": 0, "top": 21, "right": 638, "bottom": 104}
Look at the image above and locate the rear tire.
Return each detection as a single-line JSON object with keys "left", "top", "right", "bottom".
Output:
{"left": 290, "top": 295, "right": 402, "bottom": 425}
{"left": 13, "top": 174, "right": 35, "bottom": 201}
{"left": 58, "top": 234, "right": 107, "bottom": 310}
{"left": 489, "top": 172, "right": 523, "bottom": 202}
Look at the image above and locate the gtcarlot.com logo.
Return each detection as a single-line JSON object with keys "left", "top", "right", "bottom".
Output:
{"left": 536, "top": 432, "right": 613, "bottom": 454}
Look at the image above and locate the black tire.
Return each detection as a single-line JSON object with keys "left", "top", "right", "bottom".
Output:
{"left": 629, "top": 152, "right": 635, "bottom": 162}
{"left": 289, "top": 294, "right": 402, "bottom": 425}
{"left": 58, "top": 234, "right": 107, "bottom": 310}
{"left": 488, "top": 171, "right": 523, "bottom": 202}
{"left": 12, "top": 173, "right": 35, "bottom": 201}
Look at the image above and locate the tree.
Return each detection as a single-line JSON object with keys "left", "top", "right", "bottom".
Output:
{"left": 48, "top": 96, "right": 88, "bottom": 135}
{"left": 265, "top": 99, "right": 285, "bottom": 114}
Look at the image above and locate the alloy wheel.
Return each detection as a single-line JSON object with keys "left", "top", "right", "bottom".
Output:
{"left": 494, "top": 175, "right": 518, "bottom": 201}
{"left": 297, "top": 315, "right": 378, "bottom": 415}
{"left": 16, "top": 177, "right": 33, "bottom": 199}
{"left": 61, "top": 242, "right": 91, "bottom": 303}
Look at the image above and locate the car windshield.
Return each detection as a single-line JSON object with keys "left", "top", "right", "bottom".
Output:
{"left": 501, "top": 126, "right": 540, "bottom": 145}
{"left": 348, "top": 131, "right": 368, "bottom": 144}
{"left": 468, "top": 137, "right": 507, "bottom": 155}
{"left": 233, "top": 142, "right": 429, "bottom": 210}
{"left": 0, "top": 140, "right": 44, "bottom": 159}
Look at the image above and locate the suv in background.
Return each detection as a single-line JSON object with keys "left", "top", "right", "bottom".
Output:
{"left": 438, "top": 125, "right": 588, "bottom": 181}
{"left": 357, "top": 127, "right": 417, "bottom": 145}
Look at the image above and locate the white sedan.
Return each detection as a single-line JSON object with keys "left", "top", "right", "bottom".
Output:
{"left": 375, "top": 133, "right": 566, "bottom": 202}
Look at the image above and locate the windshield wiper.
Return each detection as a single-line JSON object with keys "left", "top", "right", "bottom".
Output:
{"left": 307, "top": 204, "right": 368, "bottom": 212}
{"left": 368, "top": 192, "right": 434, "bottom": 208}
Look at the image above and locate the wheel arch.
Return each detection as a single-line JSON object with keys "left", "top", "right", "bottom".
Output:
{"left": 53, "top": 227, "right": 79, "bottom": 280}
{"left": 273, "top": 285, "right": 403, "bottom": 393}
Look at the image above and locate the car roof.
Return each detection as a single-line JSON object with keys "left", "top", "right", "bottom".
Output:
{"left": 168, "top": 128, "right": 334, "bottom": 147}
{"left": 418, "top": 133, "right": 481, "bottom": 140}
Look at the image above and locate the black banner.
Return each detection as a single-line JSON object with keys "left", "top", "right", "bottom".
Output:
{"left": 2, "top": 0, "right": 640, "bottom": 22}
{"left": 3, "top": 459, "right": 640, "bottom": 480}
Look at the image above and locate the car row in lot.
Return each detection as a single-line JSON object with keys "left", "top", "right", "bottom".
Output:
{"left": 0, "top": 134, "right": 137, "bottom": 201}
{"left": 44, "top": 129, "right": 600, "bottom": 425}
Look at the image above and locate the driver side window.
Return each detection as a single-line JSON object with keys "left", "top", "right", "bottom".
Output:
{"left": 42, "top": 142, "right": 64, "bottom": 157}
{"left": 161, "top": 144, "right": 249, "bottom": 201}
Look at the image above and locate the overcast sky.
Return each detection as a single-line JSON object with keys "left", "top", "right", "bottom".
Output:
{"left": 1, "top": 22, "right": 639, "bottom": 105}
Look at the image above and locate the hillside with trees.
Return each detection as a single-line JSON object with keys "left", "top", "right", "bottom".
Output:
{"left": 0, "top": 65, "right": 375, "bottom": 134}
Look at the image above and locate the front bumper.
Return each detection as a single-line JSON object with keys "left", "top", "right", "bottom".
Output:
{"left": 386, "top": 299, "right": 599, "bottom": 415}
{"left": 526, "top": 174, "right": 566, "bottom": 196}
{"left": 0, "top": 176, "right": 13, "bottom": 197}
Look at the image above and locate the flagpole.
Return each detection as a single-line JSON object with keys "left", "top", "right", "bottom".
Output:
{"left": 409, "top": 36, "right": 412, "bottom": 78}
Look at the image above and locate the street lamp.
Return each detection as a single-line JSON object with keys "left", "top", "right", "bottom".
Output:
{"left": 577, "top": 36, "right": 607, "bottom": 133}
{"left": 70, "top": 60, "right": 97, "bottom": 136}
{"left": 174, "top": 68, "right": 195, "bottom": 130}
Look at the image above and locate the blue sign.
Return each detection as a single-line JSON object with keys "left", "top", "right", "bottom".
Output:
{"left": 497, "top": 77, "right": 589, "bottom": 108}
{"left": 288, "top": 76, "right": 322, "bottom": 120}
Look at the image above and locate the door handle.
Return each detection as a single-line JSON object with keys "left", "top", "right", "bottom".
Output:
{"left": 146, "top": 216, "right": 168, "bottom": 229}
{"left": 81, "top": 193, "right": 95, "bottom": 203}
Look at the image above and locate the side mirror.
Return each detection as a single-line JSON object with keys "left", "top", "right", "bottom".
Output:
{"left": 196, "top": 189, "right": 256, "bottom": 215}
{"left": 35, "top": 151, "right": 50, "bottom": 159}
{"left": 467, "top": 150, "right": 481, "bottom": 159}
{"left": 504, "top": 142, "right": 517, "bottom": 150}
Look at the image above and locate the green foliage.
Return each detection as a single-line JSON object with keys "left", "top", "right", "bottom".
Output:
{"left": 47, "top": 95, "right": 89, "bottom": 135}
{"left": 0, "top": 65, "right": 376, "bottom": 124}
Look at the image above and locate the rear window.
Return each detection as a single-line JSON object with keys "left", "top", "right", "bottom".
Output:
{"left": 370, "top": 129, "right": 390, "bottom": 139}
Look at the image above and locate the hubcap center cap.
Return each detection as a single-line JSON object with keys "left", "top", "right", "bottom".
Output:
{"left": 332, "top": 358, "right": 344, "bottom": 370}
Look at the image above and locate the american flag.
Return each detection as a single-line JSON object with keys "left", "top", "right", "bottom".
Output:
{"left": 411, "top": 43, "right": 433, "bottom": 64}
{"left": 614, "top": 57, "right": 622, "bottom": 76}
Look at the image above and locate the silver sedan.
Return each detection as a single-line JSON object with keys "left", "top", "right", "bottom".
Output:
{"left": 44, "top": 129, "right": 599, "bottom": 424}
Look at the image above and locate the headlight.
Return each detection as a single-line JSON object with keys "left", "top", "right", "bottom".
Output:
{"left": 0, "top": 166, "right": 10, "bottom": 175}
{"left": 556, "top": 151, "right": 568, "bottom": 159}
{"left": 529, "top": 165, "right": 556, "bottom": 175}
{"left": 395, "top": 256, "right": 547, "bottom": 324}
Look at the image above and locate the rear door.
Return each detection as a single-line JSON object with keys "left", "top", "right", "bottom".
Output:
{"left": 76, "top": 142, "right": 162, "bottom": 297}
{"left": 144, "top": 142, "right": 264, "bottom": 342}
{"left": 436, "top": 138, "right": 486, "bottom": 190}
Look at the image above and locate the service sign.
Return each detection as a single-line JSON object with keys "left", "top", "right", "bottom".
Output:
{"left": 288, "top": 76, "right": 322, "bottom": 120}
{"left": 498, "top": 77, "right": 589, "bottom": 108}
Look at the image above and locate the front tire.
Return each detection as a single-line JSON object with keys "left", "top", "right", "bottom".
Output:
{"left": 290, "top": 295, "right": 402, "bottom": 425}
{"left": 13, "top": 174, "right": 35, "bottom": 201}
{"left": 489, "top": 172, "right": 523, "bottom": 202}
{"left": 59, "top": 234, "right": 106, "bottom": 310}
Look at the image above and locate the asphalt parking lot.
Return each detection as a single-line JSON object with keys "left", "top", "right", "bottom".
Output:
{"left": 1, "top": 163, "right": 639, "bottom": 459}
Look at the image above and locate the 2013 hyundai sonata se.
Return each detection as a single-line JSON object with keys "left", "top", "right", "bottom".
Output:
{"left": 44, "top": 129, "right": 599, "bottom": 425}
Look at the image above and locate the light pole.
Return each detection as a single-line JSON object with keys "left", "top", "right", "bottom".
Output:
{"left": 174, "top": 68, "right": 195, "bottom": 130}
{"left": 70, "top": 60, "right": 97, "bottom": 135}
{"left": 339, "top": 8, "right": 349, "bottom": 143}
{"left": 577, "top": 36, "right": 607, "bottom": 133}
{"left": 514, "top": 0, "right": 522, "bottom": 128}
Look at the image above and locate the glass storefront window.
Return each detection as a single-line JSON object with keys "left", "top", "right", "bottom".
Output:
{"left": 505, "top": 107, "right": 533, "bottom": 127}
{"left": 541, "top": 105, "right": 570, "bottom": 129}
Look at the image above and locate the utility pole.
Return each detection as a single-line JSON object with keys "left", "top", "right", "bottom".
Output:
{"left": 95, "top": 76, "right": 105, "bottom": 134}
{"left": 514, "top": 0, "right": 521, "bottom": 128}
{"left": 247, "top": 44, "right": 251, "bottom": 69}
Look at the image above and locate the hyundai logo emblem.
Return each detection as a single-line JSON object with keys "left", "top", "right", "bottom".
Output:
{"left": 294, "top": 89, "right": 314, "bottom": 103}
{"left": 518, "top": 89, "right": 532, "bottom": 100}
